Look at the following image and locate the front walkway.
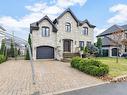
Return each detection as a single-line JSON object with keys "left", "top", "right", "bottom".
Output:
{"left": 0, "top": 60, "right": 104, "bottom": 95}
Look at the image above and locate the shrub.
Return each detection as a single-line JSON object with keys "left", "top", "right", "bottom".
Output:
{"left": 0, "top": 55, "right": 6, "bottom": 64}
{"left": 71, "top": 57, "right": 82, "bottom": 68}
{"left": 71, "top": 57, "right": 109, "bottom": 77}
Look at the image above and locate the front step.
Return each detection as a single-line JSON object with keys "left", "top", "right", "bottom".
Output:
{"left": 63, "top": 53, "right": 80, "bottom": 58}
{"left": 61, "top": 58, "right": 72, "bottom": 62}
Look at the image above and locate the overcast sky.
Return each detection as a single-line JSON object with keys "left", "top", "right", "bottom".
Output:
{"left": 0, "top": 0, "right": 127, "bottom": 41}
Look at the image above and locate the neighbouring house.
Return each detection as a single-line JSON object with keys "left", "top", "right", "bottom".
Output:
{"left": 0, "top": 25, "right": 6, "bottom": 47}
{"left": 30, "top": 8, "right": 96, "bottom": 60}
{"left": 5, "top": 39, "right": 26, "bottom": 56}
{"left": 97, "top": 24, "right": 127, "bottom": 57}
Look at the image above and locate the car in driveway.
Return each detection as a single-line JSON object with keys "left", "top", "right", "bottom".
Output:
{"left": 121, "top": 53, "right": 127, "bottom": 57}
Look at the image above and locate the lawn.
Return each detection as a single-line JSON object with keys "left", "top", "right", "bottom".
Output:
{"left": 93, "top": 57, "right": 127, "bottom": 77}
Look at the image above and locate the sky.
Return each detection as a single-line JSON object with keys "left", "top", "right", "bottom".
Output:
{"left": 0, "top": 0, "right": 127, "bottom": 41}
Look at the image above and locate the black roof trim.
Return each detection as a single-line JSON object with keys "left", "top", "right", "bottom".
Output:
{"left": 54, "top": 8, "right": 79, "bottom": 24}
{"left": 53, "top": 8, "right": 95, "bottom": 28}
{"left": 30, "top": 15, "right": 57, "bottom": 33}
{"left": 79, "top": 19, "right": 96, "bottom": 28}
{"left": 97, "top": 25, "right": 123, "bottom": 37}
{"left": 0, "top": 25, "right": 6, "bottom": 31}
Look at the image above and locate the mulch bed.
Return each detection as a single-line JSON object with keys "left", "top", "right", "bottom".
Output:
{"left": 99, "top": 75, "right": 127, "bottom": 83}
{"left": 98, "top": 75, "right": 113, "bottom": 82}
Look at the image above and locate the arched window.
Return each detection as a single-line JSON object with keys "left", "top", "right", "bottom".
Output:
{"left": 65, "top": 22, "right": 71, "bottom": 32}
{"left": 42, "top": 26, "right": 50, "bottom": 37}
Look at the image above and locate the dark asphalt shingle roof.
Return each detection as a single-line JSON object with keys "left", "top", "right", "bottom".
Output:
{"left": 97, "top": 24, "right": 127, "bottom": 37}
{"left": 120, "top": 24, "right": 127, "bottom": 30}
{"left": 53, "top": 8, "right": 95, "bottom": 28}
{"left": 0, "top": 26, "right": 6, "bottom": 31}
{"left": 97, "top": 25, "right": 123, "bottom": 37}
{"left": 30, "top": 15, "right": 57, "bottom": 33}
{"left": 54, "top": 8, "right": 79, "bottom": 24}
{"left": 102, "top": 36, "right": 116, "bottom": 46}
{"left": 79, "top": 19, "right": 96, "bottom": 28}
{"left": 30, "top": 8, "right": 96, "bottom": 33}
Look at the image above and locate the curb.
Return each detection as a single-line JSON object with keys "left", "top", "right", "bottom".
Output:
{"left": 43, "top": 82, "right": 109, "bottom": 95}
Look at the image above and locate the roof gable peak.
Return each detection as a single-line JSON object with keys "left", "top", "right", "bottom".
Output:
{"left": 55, "top": 8, "right": 79, "bottom": 23}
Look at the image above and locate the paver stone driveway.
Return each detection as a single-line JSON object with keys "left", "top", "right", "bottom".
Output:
{"left": 0, "top": 60, "right": 104, "bottom": 95}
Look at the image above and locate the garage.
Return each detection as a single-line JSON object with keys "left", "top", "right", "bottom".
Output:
{"left": 36, "top": 46, "right": 54, "bottom": 59}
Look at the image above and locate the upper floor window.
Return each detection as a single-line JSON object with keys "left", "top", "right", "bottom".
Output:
{"left": 42, "top": 27, "right": 50, "bottom": 37}
{"left": 82, "top": 27, "right": 88, "bottom": 35}
{"left": 65, "top": 22, "right": 71, "bottom": 32}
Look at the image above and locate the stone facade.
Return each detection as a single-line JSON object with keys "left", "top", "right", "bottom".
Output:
{"left": 97, "top": 25, "right": 127, "bottom": 57}
{"left": 31, "top": 8, "right": 95, "bottom": 60}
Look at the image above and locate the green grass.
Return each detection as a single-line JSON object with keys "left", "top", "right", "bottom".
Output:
{"left": 92, "top": 57, "right": 127, "bottom": 77}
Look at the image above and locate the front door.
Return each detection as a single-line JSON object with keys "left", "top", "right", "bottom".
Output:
{"left": 63, "top": 40, "right": 71, "bottom": 52}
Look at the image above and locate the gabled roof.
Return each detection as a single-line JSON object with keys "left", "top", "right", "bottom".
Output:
{"left": 53, "top": 8, "right": 79, "bottom": 24}
{"left": 0, "top": 25, "right": 6, "bottom": 31}
{"left": 53, "top": 8, "right": 95, "bottom": 28}
{"left": 97, "top": 25, "right": 123, "bottom": 37}
{"left": 79, "top": 19, "right": 96, "bottom": 28}
{"left": 120, "top": 24, "right": 127, "bottom": 30}
{"left": 30, "top": 15, "right": 57, "bottom": 33}
{"left": 102, "top": 36, "right": 117, "bottom": 47}
{"left": 30, "top": 8, "right": 96, "bottom": 33}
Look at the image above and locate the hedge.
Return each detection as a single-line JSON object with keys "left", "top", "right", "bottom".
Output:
{"left": 71, "top": 57, "right": 109, "bottom": 76}
{"left": 0, "top": 55, "right": 6, "bottom": 64}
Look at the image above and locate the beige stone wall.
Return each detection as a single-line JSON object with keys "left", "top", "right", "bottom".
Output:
{"left": 56, "top": 12, "right": 94, "bottom": 59}
{"left": 32, "top": 12, "right": 94, "bottom": 60}
{"left": 31, "top": 20, "right": 57, "bottom": 60}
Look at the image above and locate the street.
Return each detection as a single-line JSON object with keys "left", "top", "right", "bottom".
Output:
{"left": 56, "top": 82, "right": 127, "bottom": 95}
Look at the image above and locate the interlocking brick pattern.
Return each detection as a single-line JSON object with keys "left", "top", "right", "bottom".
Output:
{"left": 0, "top": 60, "right": 103, "bottom": 95}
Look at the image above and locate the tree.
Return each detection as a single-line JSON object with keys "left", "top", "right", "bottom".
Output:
{"left": 25, "top": 49, "right": 30, "bottom": 60}
{"left": 88, "top": 45, "right": 99, "bottom": 54}
{"left": 10, "top": 39, "right": 15, "bottom": 57}
{"left": 97, "top": 38, "right": 102, "bottom": 56}
{"left": 83, "top": 46, "right": 89, "bottom": 54}
{"left": 25, "top": 34, "right": 32, "bottom": 60}
{"left": 0, "top": 39, "right": 6, "bottom": 55}
{"left": 111, "top": 30, "right": 123, "bottom": 63}
{"left": 18, "top": 49, "right": 21, "bottom": 56}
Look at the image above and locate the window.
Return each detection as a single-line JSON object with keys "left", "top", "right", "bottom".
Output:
{"left": 125, "top": 33, "right": 127, "bottom": 38}
{"left": 82, "top": 27, "right": 88, "bottom": 35}
{"left": 42, "top": 27, "right": 49, "bottom": 37}
{"left": 79, "top": 41, "right": 84, "bottom": 50}
{"left": 125, "top": 45, "right": 127, "bottom": 52}
{"left": 87, "top": 41, "right": 91, "bottom": 47}
{"left": 65, "top": 22, "right": 71, "bottom": 32}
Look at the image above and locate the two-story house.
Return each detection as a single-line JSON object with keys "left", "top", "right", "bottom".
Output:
{"left": 30, "top": 8, "right": 96, "bottom": 60}
{"left": 97, "top": 24, "right": 127, "bottom": 57}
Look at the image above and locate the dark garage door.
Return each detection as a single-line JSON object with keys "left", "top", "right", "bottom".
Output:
{"left": 36, "top": 46, "right": 54, "bottom": 59}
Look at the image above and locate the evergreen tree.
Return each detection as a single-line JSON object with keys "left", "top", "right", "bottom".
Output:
{"left": 97, "top": 38, "right": 102, "bottom": 56}
{"left": 25, "top": 34, "right": 32, "bottom": 60}
{"left": 18, "top": 49, "right": 21, "bottom": 55}
{"left": 10, "top": 39, "right": 15, "bottom": 57}
{"left": 0, "top": 39, "right": 6, "bottom": 55}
